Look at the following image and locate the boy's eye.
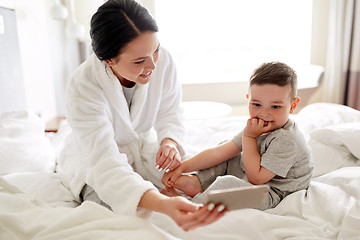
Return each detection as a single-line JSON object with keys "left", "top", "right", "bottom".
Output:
{"left": 252, "top": 103, "right": 261, "bottom": 107}
{"left": 272, "top": 105, "right": 281, "bottom": 109}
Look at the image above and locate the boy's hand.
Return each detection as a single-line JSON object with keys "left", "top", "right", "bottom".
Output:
{"left": 244, "top": 118, "right": 273, "bottom": 138}
{"left": 162, "top": 166, "right": 183, "bottom": 188}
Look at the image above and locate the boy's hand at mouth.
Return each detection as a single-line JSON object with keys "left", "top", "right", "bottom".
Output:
{"left": 244, "top": 118, "right": 273, "bottom": 138}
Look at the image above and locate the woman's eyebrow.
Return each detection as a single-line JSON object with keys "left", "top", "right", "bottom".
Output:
{"left": 132, "top": 56, "right": 146, "bottom": 61}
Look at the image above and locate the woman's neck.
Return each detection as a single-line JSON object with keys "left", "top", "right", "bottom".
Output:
{"left": 119, "top": 78, "right": 136, "bottom": 88}
{"left": 111, "top": 66, "right": 136, "bottom": 88}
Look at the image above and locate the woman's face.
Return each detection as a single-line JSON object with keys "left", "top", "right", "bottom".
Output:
{"left": 106, "top": 31, "right": 160, "bottom": 86}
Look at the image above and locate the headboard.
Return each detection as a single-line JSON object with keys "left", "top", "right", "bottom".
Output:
{"left": 0, "top": 6, "right": 26, "bottom": 114}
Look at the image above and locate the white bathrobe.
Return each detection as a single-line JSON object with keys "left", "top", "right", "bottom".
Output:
{"left": 57, "top": 48, "right": 186, "bottom": 217}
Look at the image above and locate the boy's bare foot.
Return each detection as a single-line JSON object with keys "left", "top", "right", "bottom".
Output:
{"left": 174, "top": 175, "right": 203, "bottom": 198}
{"left": 160, "top": 187, "right": 181, "bottom": 197}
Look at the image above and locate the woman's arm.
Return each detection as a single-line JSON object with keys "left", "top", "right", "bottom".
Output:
{"left": 154, "top": 49, "right": 186, "bottom": 171}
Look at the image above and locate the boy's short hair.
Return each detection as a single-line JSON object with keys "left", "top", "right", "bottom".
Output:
{"left": 249, "top": 62, "right": 298, "bottom": 98}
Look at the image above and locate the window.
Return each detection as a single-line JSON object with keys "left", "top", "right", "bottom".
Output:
{"left": 155, "top": 0, "right": 313, "bottom": 84}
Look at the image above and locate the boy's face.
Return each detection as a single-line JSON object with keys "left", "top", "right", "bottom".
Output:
{"left": 247, "top": 84, "right": 299, "bottom": 131}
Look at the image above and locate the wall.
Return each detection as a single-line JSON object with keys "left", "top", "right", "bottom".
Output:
{"left": 182, "top": 0, "right": 329, "bottom": 116}
{"left": 308, "top": 0, "right": 330, "bottom": 104}
{"left": 4, "top": 0, "right": 330, "bottom": 120}
{"left": 11, "top": 0, "right": 81, "bottom": 121}
{"left": 144, "top": 0, "right": 330, "bottom": 113}
{"left": 0, "top": 5, "right": 27, "bottom": 112}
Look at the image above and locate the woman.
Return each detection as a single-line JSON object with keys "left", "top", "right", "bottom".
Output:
{"left": 57, "top": 0, "right": 226, "bottom": 231}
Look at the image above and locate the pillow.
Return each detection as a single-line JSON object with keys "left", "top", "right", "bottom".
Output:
{"left": 310, "top": 122, "right": 360, "bottom": 159}
{"left": 309, "top": 122, "right": 360, "bottom": 178}
{"left": 0, "top": 110, "right": 56, "bottom": 175}
{"left": 296, "top": 103, "right": 360, "bottom": 141}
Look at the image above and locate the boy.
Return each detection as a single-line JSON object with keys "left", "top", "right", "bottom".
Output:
{"left": 161, "top": 62, "right": 313, "bottom": 210}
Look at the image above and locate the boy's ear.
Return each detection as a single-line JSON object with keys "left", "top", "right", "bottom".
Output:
{"left": 246, "top": 94, "right": 249, "bottom": 100}
{"left": 290, "top": 97, "right": 300, "bottom": 113}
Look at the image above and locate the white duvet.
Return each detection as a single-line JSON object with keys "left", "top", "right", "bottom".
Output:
{"left": 1, "top": 168, "right": 359, "bottom": 240}
{"left": 0, "top": 178, "right": 176, "bottom": 240}
{"left": 1, "top": 103, "right": 360, "bottom": 240}
{"left": 152, "top": 167, "right": 360, "bottom": 240}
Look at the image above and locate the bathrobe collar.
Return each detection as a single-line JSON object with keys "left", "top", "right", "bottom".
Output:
{"left": 92, "top": 54, "right": 150, "bottom": 143}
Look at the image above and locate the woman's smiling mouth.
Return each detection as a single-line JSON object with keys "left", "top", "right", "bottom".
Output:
{"left": 140, "top": 71, "right": 152, "bottom": 78}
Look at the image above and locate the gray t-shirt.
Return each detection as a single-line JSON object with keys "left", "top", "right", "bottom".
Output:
{"left": 232, "top": 118, "right": 313, "bottom": 198}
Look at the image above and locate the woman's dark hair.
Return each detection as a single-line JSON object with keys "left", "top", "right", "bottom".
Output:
{"left": 90, "top": 0, "right": 158, "bottom": 61}
{"left": 249, "top": 61, "right": 298, "bottom": 98}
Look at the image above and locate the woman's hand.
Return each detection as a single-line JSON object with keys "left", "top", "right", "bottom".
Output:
{"left": 160, "top": 196, "right": 227, "bottom": 231}
{"left": 156, "top": 138, "right": 181, "bottom": 173}
{"left": 139, "top": 190, "right": 227, "bottom": 231}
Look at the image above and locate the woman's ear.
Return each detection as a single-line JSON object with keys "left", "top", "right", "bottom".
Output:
{"left": 290, "top": 97, "right": 300, "bottom": 113}
{"left": 105, "top": 59, "right": 115, "bottom": 66}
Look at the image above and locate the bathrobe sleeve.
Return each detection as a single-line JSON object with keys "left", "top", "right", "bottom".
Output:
{"left": 65, "top": 57, "right": 157, "bottom": 217}
{"left": 154, "top": 49, "right": 186, "bottom": 156}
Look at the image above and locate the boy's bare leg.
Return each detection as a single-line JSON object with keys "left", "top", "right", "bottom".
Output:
{"left": 160, "top": 187, "right": 181, "bottom": 197}
{"left": 174, "top": 174, "right": 203, "bottom": 198}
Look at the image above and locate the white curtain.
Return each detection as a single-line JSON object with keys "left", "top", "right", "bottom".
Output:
{"left": 323, "top": 0, "right": 360, "bottom": 110}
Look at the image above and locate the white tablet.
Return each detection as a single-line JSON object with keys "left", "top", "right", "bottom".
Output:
{"left": 204, "top": 185, "right": 270, "bottom": 211}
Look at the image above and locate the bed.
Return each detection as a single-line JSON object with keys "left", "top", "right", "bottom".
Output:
{"left": 1, "top": 102, "right": 360, "bottom": 240}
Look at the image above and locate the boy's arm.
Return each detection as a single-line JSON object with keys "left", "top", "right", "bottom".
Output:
{"left": 242, "top": 118, "right": 276, "bottom": 185}
{"left": 162, "top": 141, "right": 240, "bottom": 187}
{"left": 182, "top": 141, "right": 240, "bottom": 172}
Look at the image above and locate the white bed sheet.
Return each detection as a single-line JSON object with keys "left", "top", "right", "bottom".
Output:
{"left": 1, "top": 103, "right": 360, "bottom": 240}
